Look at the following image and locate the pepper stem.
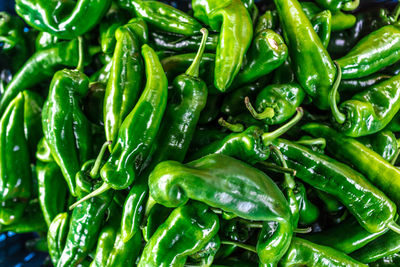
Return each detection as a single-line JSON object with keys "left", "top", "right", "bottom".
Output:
{"left": 261, "top": 107, "right": 304, "bottom": 146}
{"left": 90, "top": 141, "right": 112, "bottom": 178}
{"left": 256, "top": 162, "right": 297, "bottom": 176}
{"left": 218, "top": 117, "right": 244, "bottom": 133}
{"left": 342, "top": 0, "right": 359, "bottom": 11}
{"left": 388, "top": 221, "right": 400, "bottom": 235}
{"left": 245, "top": 96, "right": 275, "bottom": 120}
{"left": 77, "top": 36, "right": 84, "bottom": 72}
{"left": 294, "top": 227, "right": 312, "bottom": 234}
{"left": 270, "top": 146, "right": 295, "bottom": 190}
{"left": 69, "top": 183, "right": 111, "bottom": 210}
{"left": 295, "top": 138, "right": 326, "bottom": 149}
{"left": 220, "top": 240, "right": 257, "bottom": 253}
{"left": 329, "top": 61, "right": 346, "bottom": 124}
{"left": 185, "top": 28, "right": 208, "bottom": 77}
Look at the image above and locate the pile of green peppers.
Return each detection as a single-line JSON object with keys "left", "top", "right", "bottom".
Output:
{"left": 2, "top": 0, "right": 400, "bottom": 266}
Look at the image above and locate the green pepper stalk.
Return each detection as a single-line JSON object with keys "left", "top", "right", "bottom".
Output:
{"left": 187, "top": 107, "right": 303, "bottom": 164}
{"left": 218, "top": 117, "right": 244, "bottom": 133}
{"left": 70, "top": 44, "right": 168, "bottom": 209}
{"left": 120, "top": 28, "right": 209, "bottom": 243}
{"left": 120, "top": 0, "right": 202, "bottom": 36}
{"left": 58, "top": 141, "right": 113, "bottom": 267}
{"left": 149, "top": 154, "right": 293, "bottom": 265}
{"left": 303, "top": 216, "right": 387, "bottom": 254}
{"left": 272, "top": 137, "right": 400, "bottom": 235}
{"left": 273, "top": 0, "right": 336, "bottom": 110}
{"left": 15, "top": 0, "right": 111, "bottom": 39}
{"left": 245, "top": 83, "right": 306, "bottom": 125}
{"left": 280, "top": 237, "right": 367, "bottom": 267}
{"left": 103, "top": 19, "right": 147, "bottom": 149}
{"left": 303, "top": 123, "right": 400, "bottom": 216}
{"left": 330, "top": 69, "right": 400, "bottom": 137}
{"left": 0, "top": 92, "right": 32, "bottom": 225}
{"left": 192, "top": 0, "right": 253, "bottom": 91}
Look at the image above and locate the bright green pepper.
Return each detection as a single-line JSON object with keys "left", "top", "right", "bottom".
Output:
{"left": 104, "top": 19, "right": 148, "bottom": 148}
{"left": 312, "top": 0, "right": 359, "bottom": 12}
{"left": 149, "top": 154, "right": 293, "bottom": 265}
{"left": 48, "top": 213, "right": 69, "bottom": 266}
{"left": 337, "top": 25, "right": 400, "bottom": 79}
{"left": 0, "top": 92, "right": 32, "bottom": 225}
{"left": 192, "top": 0, "right": 253, "bottom": 91}
{"left": 312, "top": 10, "right": 332, "bottom": 48}
{"left": 189, "top": 235, "right": 221, "bottom": 266}
{"left": 294, "top": 182, "right": 320, "bottom": 225}
{"left": 358, "top": 130, "right": 399, "bottom": 162}
{"left": 138, "top": 202, "right": 220, "bottom": 267}
{"left": 280, "top": 237, "right": 367, "bottom": 267}
{"left": 35, "top": 32, "right": 59, "bottom": 51}
{"left": 274, "top": 0, "right": 336, "bottom": 110}
{"left": 150, "top": 31, "right": 218, "bottom": 52}
{"left": 42, "top": 69, "right": 93, "bottom": 197}
{"left": 119, "top": 0, "right": 202, "bottom": 36}
{"left": 15, "top": 0, "right": 111, "bottom": 39}
{"left": 255, "top": 10, "right": 279, "bottom": 33}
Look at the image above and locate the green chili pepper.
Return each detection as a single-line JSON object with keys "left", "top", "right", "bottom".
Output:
{"left": 121, "top": 28, "right": 208, "bottom": 242}
{"left": 149, "top": 154, "right": 293, "bottom": 265}
{"left": 255, "top": 10, "right": 279, "bottom": 33}
{"left": 0, "top": 12, "right": 29, "bottom": 73}
{"left": 312, "top": 10, "right": 332, "bottom": 48}
{"left": 245, "top": 83, "right": 305, "bottom": 125}
{"left": 192, "top": 0, "right": 253, "bottom": 91}
{"left": 369, "top": 252, "right": 400, "bottom": 267}
{"left": 189, "top": 235, "right": 221, "bottom": 266}
{"left": 15, "top": 0, "right": 111, "bottom": 39}
{"left": 271, "top": 138, "right": 400, "bottom": 234}
{"left": 71, "top": 44, "right": 168, "bottom": 208}
{"left": 273, "top": 0, "right": 336, "bottom": 110}
{"left": 42, "top": 69, "right": 93, "bottom": 197}
{"left": 336, "top": 25, "right": 400, "bottom": 79}
{"left": 304, "top": 216, "right": 387, "bottom": 254}
{"left": 23, "top": 90, "right": 44, "bottom": 159}
{"left": 0, "top": 92, "right": 32, "bottom": 225}
{"left": 294, "top": 182, "right": 320, "bottom": 225}
{"left": 313, "top": 0, "right": 359, "bottom": 12}
{"left": 338, "top": 73, "right": 391, "bottom": 94}
{"left": 280, "top": 237, "right": 367, "bottom": 267}
{"left": 36, "top": 138, "right": 68, "bottom": 227}
{"left": 303, "top": 123, "right": 400, "bottom": 210}
{"left": 48, "top": 213, "right": 70, "bottom": 266}
{"left": 233, "top": 29, "right": 288, "bottom": 88}
{"left": 331, "top": 11, "right": 357, "bottom": 32}
{"left": 138, "top": 201, "right": 219, "bottom": 267}
{"left": 150, "top": 31, "right": 218, "bottom": 52}
{"left": 358, "top": 130, "right": 399, "bottom": 162}
{"left": 350, "top": 227, "right": 400, "bottom": 264}
{"left": 104, "top": 19, "right": 148, "bottom": 148}
{"left": 188, "top": 108, "right": 303, "bottom": 164}
{"left": 58, "top": 143, "right": 113, "bottom": 267}
{"left": 0, "top": 39, "right": 85, "bottom": 115}
{"left": 331, "top": 72, "right": 400, "bottom": 137}
{"left": 119, "top": 0, "right": 201, "bottom": 36}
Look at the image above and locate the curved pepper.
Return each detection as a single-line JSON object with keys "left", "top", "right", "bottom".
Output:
{"left": 121, "top": 28, "right": 208, "bottom": 242}
{"left": 58, "top": 144, "right": 113, "bottom": 267}
{"left": 192, "top": 0, "right": 253, "bottom": 91}
{"left": 233, "top": 29, "right": 288, "bottom": 87}
{"left": 294, "top": 182, "right": 320, "bottom": 225}
{"left": 280, "top": 237, "right": 367, "bottom": 267}
{"left": 0, "top": 39, "right": 85, "bottom": 115}
{"left": 188, "top": 108, "right": 303, "bottom": 164}
{"left": 120, "top": 0, "right": 201, "bottom": 36}
{"left": 304, "top": 216, "right": 387, "bottom": 254}
{"left": 149, "top": 154, "right": 293, "bottom": 265}
{"left": 303, "top": 123, "right": 400, "bottom": 211}
{"left": 331, "top": 73, "right": 400, "bottom": 137}
{"left": 138, "top": 202, "right": 219, "bottom": 267}
{"left": 150, "top": 31, "right": 218, "bottom": 52}
{"left": 104, "top": 19, "right": 148, "bottom": 148}
{"left": 273, "top": 0, "right": 336, "bottom": 110}
{"left": 245, "top": 83, "right": 305, "bottom": 125}
{"left": 0, "top": 92, "right": 32, "bottom": 225}
{"left": 336, "top": 25, "right": 400, "bottom": 79}
{"left": 48, "top": 213, "right": 69, "bottom": 266}
{"left": 272, "top": 138, "right": 400, "bottom": 234}
{"left": 358, "top": 130, "right": 398, "bottom": 162}
{"left": 42, "top": 69, "right": 92, "bottom": 197}
{"left": 15, "top": 0, "right": 111, "bottom": 39}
